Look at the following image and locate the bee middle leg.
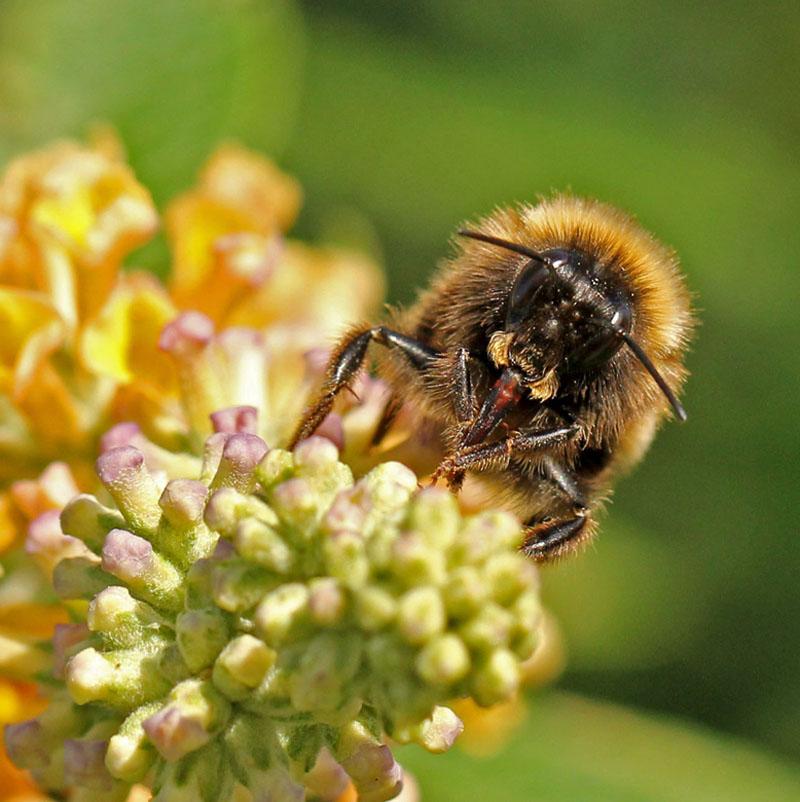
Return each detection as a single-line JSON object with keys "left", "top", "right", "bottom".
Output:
{"left": 522, "top": 513, "right": 592, "bottom": 561}
{"left": 289, "top": 326, "right": 440, "bottom": 449}
{"left": 522, "top": 457, "right": 592, "bottom": 561}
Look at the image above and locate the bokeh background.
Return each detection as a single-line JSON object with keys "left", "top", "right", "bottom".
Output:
{"left": 1, "top": 0, "right": 799, "bottom": 798}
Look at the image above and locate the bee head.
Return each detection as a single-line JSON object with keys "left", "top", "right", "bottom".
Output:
{"left": 459, "top": 230, "right": 686, "bottom": 420}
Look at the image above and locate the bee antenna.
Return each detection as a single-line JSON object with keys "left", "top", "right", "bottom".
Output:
{"left": 589, "top": 318, "right": 685, "bottom": 420}
{"left": 458, "top": 230, "right": 560, "bottom": 279}
{"left": 619, "top": 331, "right": 687, "bottom": 421}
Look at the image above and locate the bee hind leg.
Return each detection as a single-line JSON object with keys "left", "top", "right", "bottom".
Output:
{"left": 289, "top": 326, "right": 440, "bottom": 449}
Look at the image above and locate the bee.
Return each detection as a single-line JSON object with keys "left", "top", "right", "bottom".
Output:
{"left": 290, "top": 195, "right": 694, "bottom": 561}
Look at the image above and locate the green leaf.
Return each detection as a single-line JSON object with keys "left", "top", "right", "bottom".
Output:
{"left": 395, "top": 691, "right": 800, "bottom": 801}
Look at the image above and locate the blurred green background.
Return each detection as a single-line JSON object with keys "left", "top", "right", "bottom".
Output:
{"left": 2, "top": 0, "right": 799, "bottom": 797}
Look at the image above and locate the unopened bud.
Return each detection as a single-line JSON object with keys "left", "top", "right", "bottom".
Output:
{"left": 105, "top": 703, "right": 161, "bottom": 782}
{"left": 96, "top": 447, "right": 162, "bottom": 532}
{"left": 415, "top": 633, "right": 470, "bottom": 685}
{"left": 60, "top": 494, "right": 125, "bottom": 550}
{"left": 101, "top": 529, "right": 184, "bottom": 610}
{"left": 212, "top": 634, "right": 276, "bottom": 700}
{"left": 210, "top": 433, "right": 269, "bottom": 493}
{"left": 142, "top": 679, "right": 231, "bottom": 762}
{"left": 470, "top": 648, "right": 521, "bottom": 706}
{"left": 254, "top": 583, "right": 310, "bottom": 645}
{"left": 397, "top": 586, "right": 446, "bottom": 645}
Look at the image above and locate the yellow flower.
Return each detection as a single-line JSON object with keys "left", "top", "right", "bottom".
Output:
{"left": 0, "top": 135, "right": 163, "bottom": 558}
{"left": 165, "top": 143, "right": 383, "bottom": 333}
{"left": 0, "top": 137, "right": 385, "bottom": 551}
{"left": 0, "top": 132, "right": 159, "bottom": 327}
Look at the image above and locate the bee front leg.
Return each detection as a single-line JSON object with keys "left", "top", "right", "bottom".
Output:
{"left": 446, "top": 348, "right": 482, "bottom": 492}
{"left": 289, "top": 326, "right": 440, "bottom": 449}
{"left": 432, "top": 424, "right": 578, "bottom": 482}
{"left": 452, "top": 347, "right": 480, "bottom": 423}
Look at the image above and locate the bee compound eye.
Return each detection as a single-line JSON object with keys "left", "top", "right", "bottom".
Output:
{"left": 507, "top": 260, "right": 551, "bottom": 326}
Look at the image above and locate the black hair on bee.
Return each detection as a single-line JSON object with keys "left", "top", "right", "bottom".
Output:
{"left": 290, "top": 195, "right": 694, "bottom": 561}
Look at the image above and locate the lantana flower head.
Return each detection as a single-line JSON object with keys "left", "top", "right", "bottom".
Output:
{"left": 8, "top": 425, "right": 541, "bottom": 801}
{"left": 0, "top": 135, "right": 551, "bottom": 801}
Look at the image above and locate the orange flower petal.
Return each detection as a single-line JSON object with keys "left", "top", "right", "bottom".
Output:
{"left": 448, "top": 695, "right": 528, "bottom": 757}
{"left": 27, "top": 149, "right": 158, "bottom": 270}
{"left": 0, "top": 289, "right": 64, "bottom": 398}
{"left": 14, "top": 361, "right": 88, "bottom": 452}
{"left": 197, "top": 144, "right": 302, "bottom": 234}
{"left": 0, "top": 493, "right": 26, "bottom": 555}
{"left": 80, "top": 273, "right": 178, "bottom": 388}
{"left": 230, "top": 242, "right": 384, "bottom": 336}
{"left": 10, "top": 462, "right": 80, "bottom": 522}
{"left": 166, "top": 145, "right": 301, "bottom": 317}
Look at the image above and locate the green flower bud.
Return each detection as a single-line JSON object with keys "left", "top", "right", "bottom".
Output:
{"left": 391, "top": 531, "right": 447, "bottom": 587}
{"left": 335, "top": 721, "right": 403, "bottom": 802}
{"left": 143, "top": 679, "right": 231, "bottom": 762}
{"left": 53, "top": 555, "right": 113, "bottom": 600}
{"left": 459, "top": 602, "right": 514, "bottom": 653}
{"left": 442, "top": 565, "right": 488, "bottom": 620}
{"left": 255, "top": 447, "right": 295, "bottom": 489}
{"left": 96, "top": 447, "right": 163, "bottom": 533}
{"left": 255, "top": 582, "right": 310, "bottom": 645}
{"left": 414, "top": 633, "right": 471, "bottom": 685}
{"left": 353, "top": 585, "right": 397, "bottom": 631}
{"left": 211, "top": 559, "right": 275, "bottom": 613}
{"left": 406, "top": 488, "right": 460, "bottom": 550}
{"left": 88, "top": 586, "right": 162, "bottom": 649}
{"left": 101, "top": 529, "right": 184, "bottom": 611}
{"left": 212, "top": 634, "right": 276, "bottom": 700}
{"left": 210, "top": 433, "right": 269, "bottom": 493}
{"left": 105, "top": 703, "right": 161, "bottom": 782}
{"left": 288, "top": 631, "right": 362, "bottom": 712}
{"left": 393, "top": 705, "right": 463, "bottom": 753}
{"left": 470, "top": 648, "right": 521, "bottom": 706}
{"left": 66, "top": 646, "right": 171, "bottom": 709}
{"left": 61, "top": 494, "right": 125, "bottom": 551}
{"left": 235, "top": 517, "right": 294, "bottom": 573}
{"left": 397, "top": 586, "right": 446, "bottom": 645}
{"left": 509, "top": 588, "right": 543, "bottom": 659}
{"left": 323, "top": 530, "right": 369, "bottom": 587}
{"left": 176, "top": 608, "right": 231, "bottom": 672}
{"left": 308, "top": 577, "right": 347, "bottom": 626}
{"left": 485, "top": 551, "right": 538, "bottom": 605}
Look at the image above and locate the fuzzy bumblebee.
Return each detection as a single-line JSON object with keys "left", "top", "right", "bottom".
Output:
{"left": 292, "top": 195, "right": 695, "bottom": 560}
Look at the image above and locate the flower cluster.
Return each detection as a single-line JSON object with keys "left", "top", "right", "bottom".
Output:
{"left": 0, "top": 135, "right": 550, "bottom": 801}
{"left": 0, "top": 132, "right": 384, "bottom": 556}
{"left": 7, "top": 425, "right": 540, "bottom": 801}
